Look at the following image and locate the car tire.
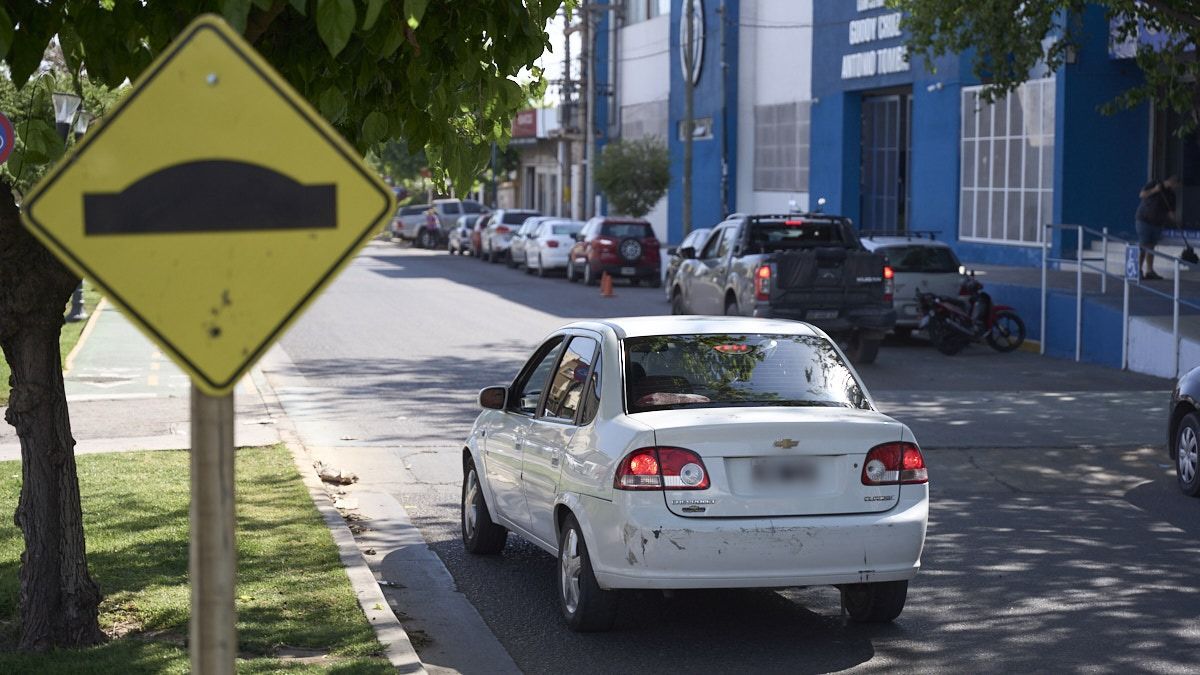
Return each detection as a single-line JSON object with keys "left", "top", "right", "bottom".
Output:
{"left": 461, "top": 461, "right": 507, "bottom": 554}
{"left": 558, "top": 514, "right": 618, "bottom": 632}
{"left": 583, "top": 263, "right": 597, "bottom": 286}
{"left": 893, "top": 327, "right": 913, "bottom": 340}
{"left": 567, "top": 260, "right": 578, "bottom": 283}
{"left": 847, "top": 334, "right": 881, "bottom": 364}
{"left": 537, "top": 256, "right": 548, "bottom": 278}
{"left": 671, "top": 289, "right": 687, "bottom": 315}
{"left": 840, "top": 580, "right": 908, "bottom": 623}
{"left": 1176, "top": 412, "right": 1200, "bottom": 497}
{"left": 724, "top": 298, "right": 738, "bottom": 316}
{"left": 507, "top": 251, "right": 518, "bottom": 268}
{"left": 418, "top": 230, "right": 434, "bottom": 249}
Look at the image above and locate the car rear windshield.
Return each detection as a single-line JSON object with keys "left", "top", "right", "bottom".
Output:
{"left": 551, "top": 223, "right": 583, "bottom": 235}
{"left": 462, "top": 201, "right": 484, "bottom": 213}
{"left": 441, "top": 202, "right": 461, "bottom": 214}
{"left": 503, "top": 212, "right": 538, "bottom": 224}
{"left": 879, "top": 245, "right": 960, "bottom": 273}
{"left": 602, "top": 222, "right": 654, "bottom": 239}
{"left": 748, "top": 220, "right": 853, "bottom": 250}
{"left": 623, "top": 334, "right": 869, "bottom": 412}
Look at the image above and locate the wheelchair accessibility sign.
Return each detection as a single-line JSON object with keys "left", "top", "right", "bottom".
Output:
{"left": 1126, "top": 245, "right": 1140, "bottom": 281}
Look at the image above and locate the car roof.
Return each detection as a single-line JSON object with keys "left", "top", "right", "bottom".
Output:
{"left": 563, "top": 316, "right": 822, "bottom": 340}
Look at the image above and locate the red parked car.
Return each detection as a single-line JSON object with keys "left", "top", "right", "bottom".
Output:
{"left": 566, "top": 217, "right": 661, "bottom": 287}
{"left": 470, "top": 213, "right": 492, "bottom": 257}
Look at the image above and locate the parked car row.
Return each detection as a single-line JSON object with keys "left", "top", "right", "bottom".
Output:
{"left": 443, "top": 210, "right": 666, "bottom": 287}
{"left": 388, "top": 198, "right": 487, "bottom": 249}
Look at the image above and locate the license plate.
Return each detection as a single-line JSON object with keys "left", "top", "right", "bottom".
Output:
{"left": 621, "top": 266, "right": 636, "bottom": 276}
{"left": 806, "top": 309, "right": 837, "bottom": 320}
{"left": 751, "top": 457, "right": 819, "bottom": 485}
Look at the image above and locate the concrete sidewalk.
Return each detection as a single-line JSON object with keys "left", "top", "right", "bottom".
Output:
{"left": 0, "top": 301, "right": 279, "bottom": 459}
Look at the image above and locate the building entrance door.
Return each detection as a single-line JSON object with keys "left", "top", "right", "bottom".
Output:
{"left": 1151, "top": 106, "right": 1200, "bottom": 229}
{"left": 860, "top": 92, "right": 912, "bottom": 231}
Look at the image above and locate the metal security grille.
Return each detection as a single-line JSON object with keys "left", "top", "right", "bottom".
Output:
{"left": 959, "top": 78, "right": 1055, "bottom": 245}
{"left": 753, "top": 101, "right": 811, "bottom": 192}
{"left": 860, "top": 94, "right": 910, "bottom": 231}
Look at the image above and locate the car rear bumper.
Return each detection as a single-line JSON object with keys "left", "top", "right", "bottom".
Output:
{"left": 579, "top": 489, "right": 927, "bottom": 590}
{"left": 754, "top": 306, "right": 897, "bottom": 337}
{"left": 596, "top": 262, "right": 660, "bottom": 279}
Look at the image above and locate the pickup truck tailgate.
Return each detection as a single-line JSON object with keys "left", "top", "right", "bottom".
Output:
{"left": 773, "top": 248, "right": 887, "bottom": 308}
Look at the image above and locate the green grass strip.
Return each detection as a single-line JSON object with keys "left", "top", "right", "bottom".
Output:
{"left": 0, "top": 444, "right": 394, "bottom": 673}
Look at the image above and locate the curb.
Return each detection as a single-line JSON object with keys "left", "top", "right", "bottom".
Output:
{"left": 63, "top": 296, "right": 108, "bottom": 375}
{"left": 249, "top": 365, "right": 427, "bottom": 675}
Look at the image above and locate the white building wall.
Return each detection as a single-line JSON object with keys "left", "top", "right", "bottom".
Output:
{"left": 736, "top": 0, "right": 814, "bottom": 216}
{"left": 613, "top": 14, "right": 671, "bottom": 242}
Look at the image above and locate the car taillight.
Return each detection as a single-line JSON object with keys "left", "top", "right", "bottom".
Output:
{"left": 883, "top": 265, "right": 895, "bottom": 303}
{"left": 496, "top": 225, "right": 511, "bottom": 234}
{"left": 547, "top": 240, "right": 560, "bottom": 248}
{"left": 755, "top": 264, "right": 772, "bottom": 301}
{"left": 861, "top": 442, "right": 928, "bottom": 486}
{"left": 615, "top": 447, "right": 710, "bottom": 491}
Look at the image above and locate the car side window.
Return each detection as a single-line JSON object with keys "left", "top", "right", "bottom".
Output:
{"left": 511, "top": 338, "right": 565, "bottom": 416}
{"left": 717, "top": 226, "right": 740, "bottom": 259}
{"left": 577, "top": 351, "right": 602, "bottom": 426}
{"left": 541, "top": 337, "right": 599, "bottom": 423}
{"left": 700, "top": 226, "right": 726, "bottom": 259}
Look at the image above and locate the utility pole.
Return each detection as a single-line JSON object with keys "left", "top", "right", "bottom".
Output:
{"left": 583, "top": 0, "right": 595, "bottom": 219}
{"left": 682, "top": 0, "right": 695, "bottom": 236}
{"left": 561, "top": 4, "right": 573, "bottom": 219}
{"left": 718, "top": 0, "right": 728, "bottom": 218}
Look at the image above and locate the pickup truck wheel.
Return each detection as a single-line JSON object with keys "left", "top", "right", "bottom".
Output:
{"left": 724, "top": 298, "right": 739, "bottom": 316}
{"left": 418, "top": 230, "right": 434, "bottom": 249}
{"left": 847, "top": 335, "right": 881, "bottom": 364}
{"left": 893, "top": 327, "right": 913, "bottom": 340}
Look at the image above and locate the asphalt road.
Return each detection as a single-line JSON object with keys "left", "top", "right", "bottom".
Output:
{"left": 273, "top": 242, "right": 1199, "bottom": 674}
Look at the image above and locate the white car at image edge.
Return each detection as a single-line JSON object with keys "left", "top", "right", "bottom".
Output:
{"left": 461, "top": 315, "right": 929, "bottom": 631}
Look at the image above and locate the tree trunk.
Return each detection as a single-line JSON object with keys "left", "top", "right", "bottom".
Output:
{"left": 0, "top": 180, "right": 105, "bottom": 650}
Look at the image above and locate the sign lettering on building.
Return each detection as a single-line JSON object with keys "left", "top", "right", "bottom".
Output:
{"left": 842, "top": 6, "right": 910, "bottom": 80}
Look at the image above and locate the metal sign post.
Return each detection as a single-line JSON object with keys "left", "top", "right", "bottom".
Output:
{"left": 189, "top": 385, "right": 237, "bottom": 673}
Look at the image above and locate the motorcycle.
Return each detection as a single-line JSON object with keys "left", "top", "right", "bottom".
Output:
{"left": 916, "top": 275, "right": 1026, "bottom": 355}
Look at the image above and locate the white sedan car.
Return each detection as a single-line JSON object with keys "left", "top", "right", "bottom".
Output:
{"left": 523, "top": 218, "right": 585, "bottom": 277}
{"left": 461, "top": 316, "right": 928, "bottom": 631}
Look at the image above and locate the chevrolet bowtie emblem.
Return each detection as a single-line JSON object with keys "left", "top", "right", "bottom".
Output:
{"left": 773, "top": 438, "right": 799, "bottom": 449}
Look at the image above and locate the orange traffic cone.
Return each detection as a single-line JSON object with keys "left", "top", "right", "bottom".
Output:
{"left": 600, "top": 272, "right": 615, "bottom": 298}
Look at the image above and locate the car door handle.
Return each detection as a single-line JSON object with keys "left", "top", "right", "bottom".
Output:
{"left": 550, "top": 456, "right": 560, "bottom": 467}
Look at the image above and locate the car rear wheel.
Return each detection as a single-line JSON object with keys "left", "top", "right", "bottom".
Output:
{"left": 537, "top": 256, "right": 548, "bottom": 278}
{"left": 417, "top": 229, "right": 433, "bottom": 249}
{"left": 461, "top": 462, "right": 507, "bottom": 554}
{"left": 840, "top": 580, "right": 908, "bottom": 623}
{"left": 558, "top": 514, "right": 618, "bottom": 632}
{"left": 671, "top": 289, "right": 687, "bottom": 315}
{"left": 1177, "top": 412, "right": 1200, "bottom": 496}
{"left": 583, "top": 262, "right": 597, "bottom": 286}
{"left": 567, "top": 260, "right": 578, "bottom": 283}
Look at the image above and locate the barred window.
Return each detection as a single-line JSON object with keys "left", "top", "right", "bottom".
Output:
{"left": 622, "top": 0, "right": 670, "bottom": 24}
{"left": 753, "top": 101, "right": 811, "bottom": 192}
{"left": 959, "top": 78, "right": 1055, "bottom": 245}
{"left": 621, "top": 100, "right": 669, "bottom": 141}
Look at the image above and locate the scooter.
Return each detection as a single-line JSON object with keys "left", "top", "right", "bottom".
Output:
{"left": 916, "top": 275, "right": 1026, "bottom": 355}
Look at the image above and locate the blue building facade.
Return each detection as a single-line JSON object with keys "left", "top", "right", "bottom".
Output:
{"left": 810, "top": 2, "right": 1148, "bottom": 266}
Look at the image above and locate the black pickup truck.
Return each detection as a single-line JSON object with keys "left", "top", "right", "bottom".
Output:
{"left": 668, "top": 212, "right": 896, "bottom": 363}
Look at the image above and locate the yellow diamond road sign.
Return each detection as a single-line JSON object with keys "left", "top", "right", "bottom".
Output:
{"left": 22, "top": 15, "right": 394, "bottom": 396}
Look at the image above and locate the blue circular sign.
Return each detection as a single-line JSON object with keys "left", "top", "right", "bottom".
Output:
{"left": 0, "top": 112, "right": 13, "bottom": 165}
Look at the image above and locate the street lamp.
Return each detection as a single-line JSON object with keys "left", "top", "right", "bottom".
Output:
{"left": 53, "top": 93, "right": 91, "bottom": 322}
{"left": 51, "top": 91, "right": 82, "bottom": 140}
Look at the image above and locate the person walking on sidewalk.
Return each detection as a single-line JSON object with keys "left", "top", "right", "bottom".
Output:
{"left": 1136, "top": 175, "right": 1179, "bottom": 280}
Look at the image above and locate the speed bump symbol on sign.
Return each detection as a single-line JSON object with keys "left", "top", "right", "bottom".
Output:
{"left": 21, "top": 15, "right": 395, "bottom": 395}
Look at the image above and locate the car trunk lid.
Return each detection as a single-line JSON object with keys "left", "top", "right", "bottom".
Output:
{"left": 640, "top": 407, "right": 903, "bottom": 518}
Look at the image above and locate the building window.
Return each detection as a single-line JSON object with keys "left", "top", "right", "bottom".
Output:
{"left": 621, "top": 100, "right": 669, "bottom": 140}
{"left": 959, "top": 78, "right": 1056, "bottom": 245}
{"left": 753, "top": 101, "right": 811, "bottom": 193}
{"left": 677, "top": 116, "right": 714, "bottom": 141}
{"left": 623, "top": 0, "right": 670, "bottom": 24}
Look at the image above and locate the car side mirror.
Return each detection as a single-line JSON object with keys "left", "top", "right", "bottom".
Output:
{"left": 680, "top": 246, "right": 695, "bottom": 259}
{"left": 478, "top": 386, "right": 507, "bottom": 410}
